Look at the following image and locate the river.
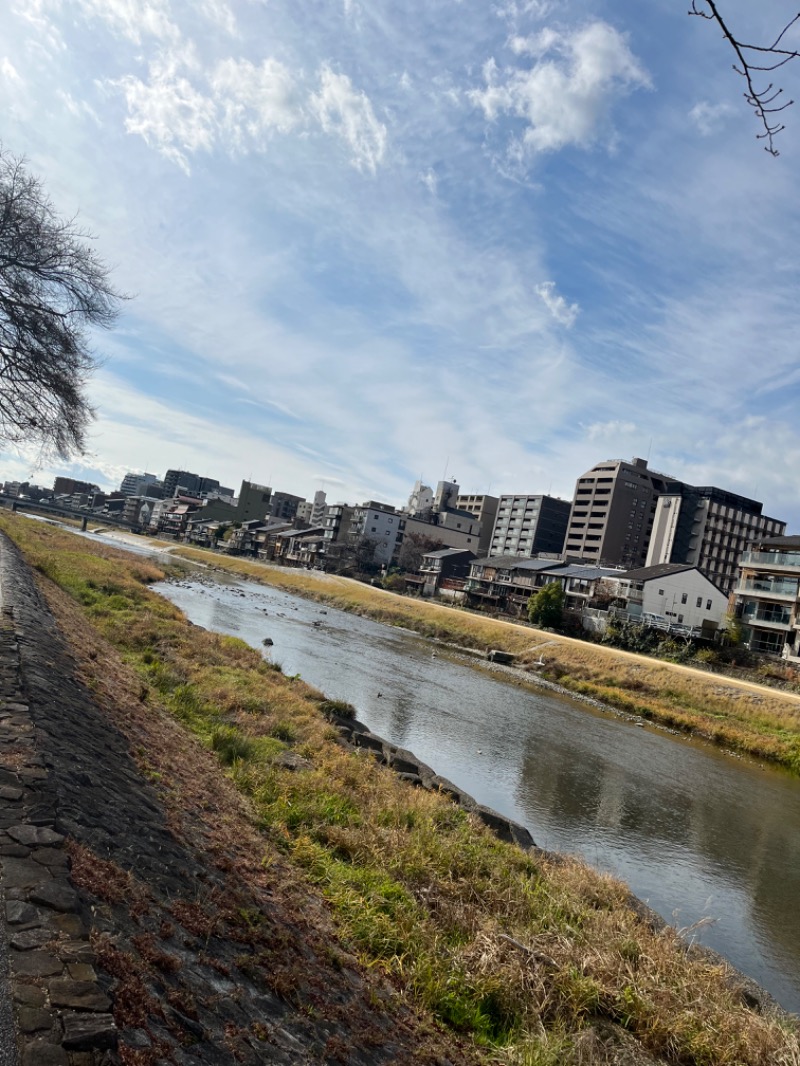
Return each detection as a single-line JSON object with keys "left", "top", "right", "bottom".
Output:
{"left": 153, "top": 571, "right": 800, "bottom": 1014}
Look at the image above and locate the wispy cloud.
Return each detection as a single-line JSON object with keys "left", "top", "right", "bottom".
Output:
{"left": 536, "top": 281, "right": 579, "bottom": 327}
{"left": 470, "top": 21, "right": 650, "bottom": 156}
{"left": 310, "top": 65, "right": 387, "bottom": 173}
{"left": 689, "top": 99, "right": 735, "bottom": 136}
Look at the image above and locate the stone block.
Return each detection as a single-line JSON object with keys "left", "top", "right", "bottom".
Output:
{"left": 17, "top": 1006, "right": 53, "bottom": 1033}
{"left": 30, "top": 880, "right": 79, "bottom": 912}
{"left": 10, "top": 949, "right": 63, "bottom": 977}
{"left": 49, "top": 978, "right": 111, "bottom": 1012}
{"left": 22, "top": 1039, "right": 68, "bottom": 1066}
{"left": 61, "top": 1012, "right": 117, "bottom": 1050}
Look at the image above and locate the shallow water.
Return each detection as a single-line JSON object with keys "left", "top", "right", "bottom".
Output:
{"left": 155, "top": 574, "right": 800, "bottom": 1013}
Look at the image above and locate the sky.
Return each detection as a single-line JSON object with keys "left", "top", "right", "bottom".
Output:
{"left": 2, "top": 0, "right": 800, "bottom": 524}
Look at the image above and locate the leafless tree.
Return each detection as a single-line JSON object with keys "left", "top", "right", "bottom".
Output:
{"left": 691, "top": 2, "right": 800, "bottom": 155}
{"left": 0, "top": 148, "right": 122, "bottom": 459}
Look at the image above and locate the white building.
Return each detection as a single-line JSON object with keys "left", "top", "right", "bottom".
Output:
{"left": 613, "top": 563, "right": 729, "bottom": 635}
{"left": 351, "top": 502, "right": 402, "bottom": 566}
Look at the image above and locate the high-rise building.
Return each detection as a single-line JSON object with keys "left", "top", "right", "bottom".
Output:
{"left": 163, "top": 470, "right": 231, "bottom": 499}
{"left": 646, "top": 486, "right": 785, "bottom": 594}
{"left": 490, "top": 494, "right": 571, "bottom": 558}
{"left": 456, "top": 494, "right": 499, "bottom": 555}
{"left": 310, "top": 490, "right": 327, "bottom": 525}
{"left": 120, "top": 472, "right": 161, "bottom": 497}
{"left": 564, "top": 458, "right": 679, "bottom": 570}
{"left": 270, "top": 491, "right": 305, "bottom": 522}
{"left": 53, "top": 477, "right": 99, "bottom": 496}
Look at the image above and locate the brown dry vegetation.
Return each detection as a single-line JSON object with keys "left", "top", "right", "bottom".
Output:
{"left": 173, "top": 546, "right": 800, "bottom": 775}
{"left": 3, "top": 514, "right": 800, "bottom": 1065}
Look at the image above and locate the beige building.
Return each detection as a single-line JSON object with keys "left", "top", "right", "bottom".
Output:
{"left": 456, "top": 494, "right": 499, "bottom": 554}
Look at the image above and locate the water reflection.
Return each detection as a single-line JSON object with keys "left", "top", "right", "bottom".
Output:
{"left": 156, "top": 576, "right": 800, "bottom": 1013}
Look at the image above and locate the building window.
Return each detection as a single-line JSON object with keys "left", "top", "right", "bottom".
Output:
{"left": 681, "top": 593, "right": 688, "bottom": 604}
{"left": 706, "top": 599, "right": 712, "bottom": 610}
{"left": 696, "top": 597, "right": 702, "bottom": 608}
{"left": 658, "top": 588, "right": 664, "bottom": 595}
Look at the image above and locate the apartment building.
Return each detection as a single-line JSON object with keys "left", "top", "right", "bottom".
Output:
{"left": 350, "top": 501, "right": 402, "bottom": 566}
{"left": 735, "top": 535, "right": 800, "bottom": 658}
{"left": 456, "top": 494, "right": 499, "bottom": 554}
{"left": 490, "top": 494, "right": 571, "bottom": 559}
{"left": 119, "top": 472, "right": 162, "bottom": 497}
{"left": 646, "top": 486, "right": 786, "bottom": 595}
{"left": 564, "top": 458, "right": 679, "bottom": 569}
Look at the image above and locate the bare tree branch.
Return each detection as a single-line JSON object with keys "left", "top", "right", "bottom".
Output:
{"left": 0, "top": 147, "right": 124, "bottom": 459}
{"left": 690, "top": 2, "right": 800, "bottom": 155}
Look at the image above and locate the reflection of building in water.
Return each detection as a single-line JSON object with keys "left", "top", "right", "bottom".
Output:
{"left": 512, "top": 721, "right": 800, "bottom": 1006}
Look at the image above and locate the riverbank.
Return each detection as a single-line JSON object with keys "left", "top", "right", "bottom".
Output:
{"left": 170, "top": 546, "right": 800, "bottom": 776}
{"left": 1, "top": 513, "right": 798, "bottom": 1064}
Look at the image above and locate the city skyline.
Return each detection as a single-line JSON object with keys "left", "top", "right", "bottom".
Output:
{"left": 2, "top": 2, "right": 799, "bottom": 524}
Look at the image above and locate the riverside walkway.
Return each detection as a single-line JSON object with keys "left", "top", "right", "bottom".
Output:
{"left": 0, "top": 532, "right": 477, "bottom": 1065}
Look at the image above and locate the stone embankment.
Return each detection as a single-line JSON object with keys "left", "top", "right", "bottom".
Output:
{"left": 0, "top": 533, "right": 486, "bottom": 1065}
{"left": 324, "top": 710, "right": 537, "bottom": 851}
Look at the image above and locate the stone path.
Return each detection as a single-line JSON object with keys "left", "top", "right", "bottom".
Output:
{"left": 0, "top": 547, "right": 116, "bottom": 1065}
{"left": 0, "top": 532, "right": 481, "bottom": 1065}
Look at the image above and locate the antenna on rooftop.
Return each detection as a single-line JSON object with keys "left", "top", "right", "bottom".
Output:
{"left": 646, "top": 438, "right": 652, "bottom": 462}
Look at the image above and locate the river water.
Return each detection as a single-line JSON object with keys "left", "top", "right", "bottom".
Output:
{"left": 149, "top": 573, "right": 800, "bottom": 1014}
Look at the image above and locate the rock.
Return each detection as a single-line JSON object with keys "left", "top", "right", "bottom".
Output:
{"left": 262, "top": 637, "right": 274, "bottom": 646}
{"left": 10, "top": 927, "right": 53, "bottom": 951}
{"left": 30, "top": 881, "right": 79, "bottom": 912}
{"left": 17, "top": 1007, "right": 53, "bottom": 1033}
{"left": 22, "top": 1039, "right": 68, "bottom": 1066}
{"left": 7, "top": 825, "right": 64, "bottom": 847}
{"left": 474, "top": 805, "right": 535, "bottom": 849}
{"left": 49, "top": 978, "right": 112, "bottom": 1011}
{"left": 61, "top": 1012, "right": 117, "bottom": 1050}
{"left": 9, "top": 949, "right": 63, "bottom": 977}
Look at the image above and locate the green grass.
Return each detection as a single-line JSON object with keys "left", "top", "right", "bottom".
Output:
{"left": 4, "top": 514, "right": 799, "bottom": 1066}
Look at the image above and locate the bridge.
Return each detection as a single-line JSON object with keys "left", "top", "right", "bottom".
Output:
{"left": 0, "top": 494, "right": 138, "bottom": 533}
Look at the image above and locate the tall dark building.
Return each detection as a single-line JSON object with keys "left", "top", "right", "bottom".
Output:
{"left": 564, "top": 458, "right": 679, "bottom": 570}
{"left": 489, "top": 494, "right": 571, "bottom": 557}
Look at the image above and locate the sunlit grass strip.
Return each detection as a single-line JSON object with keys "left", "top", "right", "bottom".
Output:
{"left": 4, "top": 515, "right": 800, "bottom": 1064}
{"left": 173, "top": 545, "right": 800, "bottom": 775}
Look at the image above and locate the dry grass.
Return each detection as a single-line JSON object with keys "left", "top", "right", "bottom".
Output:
{"left": 4, "top": 515, "right": 800, "bottom": 1065}
{"left": 173, "top": 546, "right": 800, "bottom": 774}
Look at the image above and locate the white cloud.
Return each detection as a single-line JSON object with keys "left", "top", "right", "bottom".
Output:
{"left": 10, "top": 0, "right": 66, "bottom": 55}
{"left": 585, "top": 419, "right": 637, "bottom": 441}
{"left": 470, "top": 21, "right": 649, "bottom": 155}
{"left": 115, "top": 47, "right": 216, "bottom": 172}
{"left": 77, "top": 0, "right": 179, "bottom": 45}
{"left": 419, "top": 168, "right": 438, "bottom": 194}
{"left": 0, "top": 57, "right": 23, "bottom": 85}
{"left": 536, "top": 281, "right": 579, "bottom": 327}
{"left": 310, "top": 65, "right": 387, "bottom": 173}
{"left": 212, "top": 57, "right": 300, "bottom": 146}
{"left": 689, "top": 100, "right": 735, "bottom": 136}
{"left": 197, "top": 0, "right": 237, "bottom": 37}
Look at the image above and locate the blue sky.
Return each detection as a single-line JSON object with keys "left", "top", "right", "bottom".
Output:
{"left": 2, "top": 0, "right": 799, "bottom": 524}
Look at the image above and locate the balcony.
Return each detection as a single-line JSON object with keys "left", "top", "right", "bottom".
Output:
{"left": 740, "top": 550, "right": 800, "bottom": 571}
{"left": 734, "top": 576, "right": 799, "bottom": 600}
{"left": 741, "top": 602, "right": 793, "bottom": 628}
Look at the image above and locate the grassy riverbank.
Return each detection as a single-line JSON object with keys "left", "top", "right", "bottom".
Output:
{"left": 5, "top": 514, "right": 800, "bottom": 1065}
{"left": 172, "top": 546, "right": 800, "bottom": 776}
